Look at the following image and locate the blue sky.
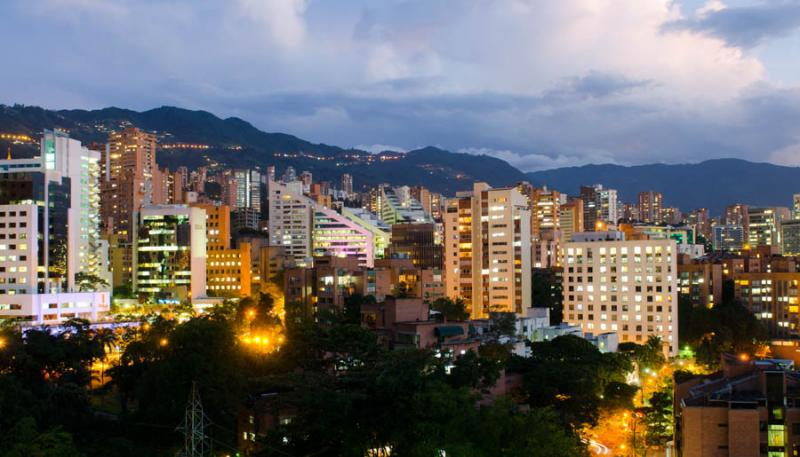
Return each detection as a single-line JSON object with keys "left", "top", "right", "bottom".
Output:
{"left": 1, "top": 0, "right": 800, "bottom": 171}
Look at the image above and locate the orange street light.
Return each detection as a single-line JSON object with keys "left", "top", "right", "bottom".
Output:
{"left": 159, "top": 338, "right": 169, "bottom": 347}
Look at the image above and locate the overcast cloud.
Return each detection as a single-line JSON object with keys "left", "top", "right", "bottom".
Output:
{"left": 1, "top": 0, "right": 799, "bottom": 171}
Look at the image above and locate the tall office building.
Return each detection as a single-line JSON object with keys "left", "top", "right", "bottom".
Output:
{"left": 389, "top": 223, "right": 443, "bottom": 269}
{"left": 559, "top": 198, "right": 584, "bottom": 243}
{"left": 724, "top": 203, "right": 749, "bottom": 232}
{"left": 793, "top": 194, "right": 800, "bottom": 220}
{"left": 233, "top": 169, "right": 262, "bottom": 213}
{"left": 268, "top": 180, "right": 374, "bottom": 267}
{"left": 530, "top": 187, "right": 561, "bottom": 240}
{"left": 443, "top": 182, "right": 532, "bottom": 318}
{"left": 101, "top": 127, "right": 158, "bottom": 235}
{"left": 781, "top": 220, "right": 800, "bottom": 256}
{"left": 133, "top": 205, "right": 207, "bottom": 303}
{"left": 748, "top": 207, "right": 790, "bottom": 248}
{"left": 193, "top": 203, "right": 252, "bottom": 297}
{"left": 712, "top": 225, "right": 746, "bottom": 252}
{"left": 300, "top": 171, "right": 313, "bottom": 193}
{"left": 341, "top": 173, "right": 353, "bottom": 196}
{"left": 100, "top": 127, "right": 158, "bottom": 286}
{"left": 581, "top": 184, "right": 618, "bottom": 230}
{"left": 638, "top": 191, "right": 663, "bottom": 224}
{"left": 0, "top": 131, "right": 110, "bottom": 323}
{"left": 562, "top": 232, "right": 678, "bottom": 355}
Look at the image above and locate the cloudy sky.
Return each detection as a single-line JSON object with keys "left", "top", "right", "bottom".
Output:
{"left": 1, "top": 0, "right": 800, "bottom": 171}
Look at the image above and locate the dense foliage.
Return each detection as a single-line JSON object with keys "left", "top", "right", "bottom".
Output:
{"left": 679, "top": 288, "right": 767, "bottom": 368}
{"left": 0, "top": 295, "right": 641, "bottom": 456}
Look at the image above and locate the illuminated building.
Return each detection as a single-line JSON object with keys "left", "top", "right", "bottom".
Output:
{"left": 133, "top": 205, "right": 207, "bottom": 303}
{"left": 0, "top": 131, "right": 110, "bottom": 323}
{"left": 748, "top": 207, "right": 790, "bottom": 248}
{"left": 724, "top": 203, "right": 749, "bottom": 232}
{"left": 562, "top": 232, "right": 678, "bottom": 355}
{"left": 559, "top": 198, "right": 583, "bottom": 243}
{"left": 268, "top": 180, "right": 373, "bottom": 267}
{"left": 389, "top": 223, "right": 443, "bottom": 269}
{"left": 341, "top": 173, "right": 353, "bottom": 197}
{"left": 735, "top": 272, "right": 800, "bottom": 339}
{"left": 781, "top": 220, "right": 800, "bottom": 256}
{"left": 638, "top": 190, "right": 663, "bottom": 224}
{"left": 233, "top": 169, "right": 262, "bottom": 213}
{"left": 678, "top": 256, "right": 723, "bottom": 309}
{"left": 341, "top": 207, "right": 391, "bottom": 259}
{"left": 530, "top": 186, "right": 560, "bottom": 240}
{"left": 713, "top": 225, "right": 745, "bottom": 252}
{"left": 443, "top": 182, "right": 532, "bottom": 318}
{"left": 193, "top": 203, "right": 251, "bottom": 297}
{"left": 100, "top": 127, "right": 158, "bottom": 287}
{"left": 675, "top": 355, "right": 800, "bottom": 457}
{"left": 580, "top": 184, "right": 618, "bottom": 230}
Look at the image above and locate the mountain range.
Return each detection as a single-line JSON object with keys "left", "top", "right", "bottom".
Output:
{"left": 0, "top": 103, "right": 797, "bottom": 215}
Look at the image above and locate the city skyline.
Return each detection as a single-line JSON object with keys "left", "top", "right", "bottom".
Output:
{"left": 1, "top": 0, "right": 800, "bottom": 171}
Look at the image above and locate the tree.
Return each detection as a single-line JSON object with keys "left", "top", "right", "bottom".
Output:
{"left": 1, "top": 417, "right": 83, "bottom": 457}
{"left": 430, "top": 297, "right": 469, "bottom": 322}
{"left": 74, "top": 272, "right": 109, "bottom": 292}
{"left": 678, "top": 293, "right": 767, "bottom": 368}
{"left": 391, "top": 281, "right": 412, "bottom": 298}
{"left": 514, "top": 335, "right": 631, "bottom": 428}
{"left": 639, "top": 389, "right": 673, "bottom": 450}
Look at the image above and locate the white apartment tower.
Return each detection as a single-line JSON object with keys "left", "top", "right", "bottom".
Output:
{"left": 443, "top": 182, "right": 532, "bottom": 318}
{"left": 563, "top": 232, "right": 678, "bottom": 355}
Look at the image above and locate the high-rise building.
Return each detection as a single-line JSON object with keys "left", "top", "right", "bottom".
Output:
{"left": 530, "top": 187, "right": 561, "bottom": 240}
{"left": 341, "top": 207, "right": 391, "bottom": 259}
{"left": 621, "top": 202, "right": 639, "bottom": 222}
{"left": 269, "top": 180, "right": 374, "bottom": 267}
{"left": 233, "top": 169, "right": 262, "bottom": 214}
{"left": 341, "top": 173, "right": 353, "bottom": 196}
{"left": 100, "top": 127, "right": 158, "bottom": 286}
{"left": 781, "top": 220, "right": 800, "bottom": 256}
{"left": 443, "top": 182, "right": 532, "bottom": 318}
{"left": 378, "top": 186, "right": 431, "bottom": 224}
{"left": 687, "top": 208, "right": 712, "bottom": 241}
{"left": 712, "top": 225, "right": 746, "bottom": 251}
{"left": 661, "top": 207, "right": 682, "bottom": 225}
{"left": 793, "top": 194, "right": 800, "bottom": 220}
{"left": 300, "top": 171, "right": 312, "bottom": 193}
{"left": 133, "top": 205, "right": 207, "bottom": 303}
{"left": 580, "top": 184, "right": 618, "bottom": 230}
{"left": 562, "top": 232, "right": 678, "bottom": 355}
{"left": 0, "top": 132, "right": 110, "bottom": 323}
{"left": 389, "top": 223, "right": 443, "bottom": 269}
{"left": 638, "top": 191, "right": 663, "bottom": 224}
{"left": 232, "top": 207, "right": 261, "bottom": 232}
{"left": 724, "top": 203, "right": 749, "bottom": 232}
{"left": 193, "top": 203, "right": 252, "bottom": 297}
{"left": 748, "top": 207, "right": 790, "bottom": 248}
{"left": 559, "top": 198, "right": 584, "bottom": 242}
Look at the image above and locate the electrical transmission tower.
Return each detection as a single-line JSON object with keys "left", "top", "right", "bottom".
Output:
{"left": 177, "top": 382, "right": 209, "bottom": 457}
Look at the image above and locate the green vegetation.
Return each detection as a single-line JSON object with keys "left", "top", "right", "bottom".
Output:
{"left": 0, "top": 295, "right": 643, "bottom": 456}
{"left": 679, "top": 287, "right": 767, "bottom": 368}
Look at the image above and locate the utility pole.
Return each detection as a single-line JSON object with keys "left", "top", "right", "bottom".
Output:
{"left": 177, "top": 382, "right": 209, "bottom": 457}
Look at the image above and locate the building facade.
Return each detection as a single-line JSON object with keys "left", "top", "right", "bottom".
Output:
{"left": 134, "top": 205, "right": 207, "bottom": 303}
{"left": 443, "top": 182, "right": 532, "bottom": 318}
{"left": 562, "top": 234, "right": 678, "bottom": 355}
